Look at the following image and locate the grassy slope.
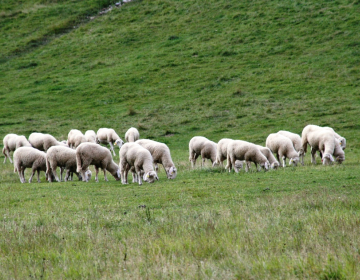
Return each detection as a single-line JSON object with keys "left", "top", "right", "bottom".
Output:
{"left": 1, "top": 0, "right": 360, "bottom": 278}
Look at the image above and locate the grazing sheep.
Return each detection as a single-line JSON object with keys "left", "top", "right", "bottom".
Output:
{"left": 301, "top": 128, "right": 345, "bottom": 165}
{"left": 119, "top": 142, "right": 158, "bottom": 185}
{"left": 67, "top": 129, "right": 87, "bottom": 149}
{"left": 13, "top": 147, "right": 49, "bottom": 183}
{"left": 76, "top": 142, "right": 121, "bottom": 182}
{"left": 277, "top": 130, "right": 305, "bottom": 165}
{"left": 84, "top": 130, "right": 97, "bottom": 143}
{"left": 46, "top": 146, "right": 91, "bottom": 182}
{"left": 125, "top": 127, "right": 140, "bottom": 142}
{"left": 255, "top": 145, "right": 280, "bottom": 170}
{"left": 136, "top": 139, "right": 177, "bottom": 179}
{"left": 266, "top": 133, "right": 300, "bottom": 167}
{"left": 323, "top": 127, "right": 346, "bottom": 150}
{"left": 213, "top": 138, "right": 233, "bottom": 167}
{"left": 226, "top": 140, "right": 270, "bottom": 172}
{"left": 2, "top": 134, "right": 31, "bottom": 163}
{"left": 29, "top": 132, "right": 67, "bottom": 152}
{"left": 96, "top": 128, "right": 124, "bottom": 156}
{"left": 188, "top": 136, "right": 217, "bottom": 168}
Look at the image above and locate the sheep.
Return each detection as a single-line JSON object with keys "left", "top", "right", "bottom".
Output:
{"left": 189, "top": 136, "right": 217, "bottom": 168}
{"left": 67, "top": 129, "right": 87, "bottom": 149}
{"left": 46, "top": 146, "right": 91, "bottom": 182}
{"left": 119, "top": 142, "right": 159, "bottom": 185}
{"left": 301, "top": 125, "right": 346, "bottom": 154}
{"left": 84, "top": 130, "right": 97, "bottom": 143}
{"left": 28, "top": 132, "right": 68, "bottom": 152}
{"left": 323, "top": 127, "right": 346, "bottom": 150}
{"left": 125, "top": 127, "right": 140, "bottom": 142}
{"left": 266, "top": 133, "right": 300, "bottom": 167}
{"left": 277, "top": 130, "right": 305, "bottom": 165}
{"left": 2, "top": 134, "right": 32, "bottom": 163}
{"left": 76, "top": 142, "right": 121, "bottom": 182}
{"left": 135, "top": 139, "right": 177, "bottom": 179}
{"left": 301, "top": 127, "right": 345, "bottom": 165}
{"left": 226, "top": 140, "right": 270, "bottom": 172}
{"left": 255, "top": 145, "right": 280, "bottom": 170}
{"left": 213, "top": 138, "right": 233, "bottom": 167}
{"left": 13, "top": 147, "right": 50, "bottom": 183}
{"left": 96, "top": 128, "right": 124, "bottom": 156}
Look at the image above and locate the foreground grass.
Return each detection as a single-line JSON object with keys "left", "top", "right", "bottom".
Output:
{"left": 1, "top": 156, "right": 360, "bottom": 279}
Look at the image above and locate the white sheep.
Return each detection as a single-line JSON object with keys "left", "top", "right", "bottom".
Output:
{"left": 67, "top": 129, "right": 87, "bottom": 149}
{"left": 46, "top": 146, "right": 91, "bottom": 182}
{"left": 136, "top": 139, "right": 177, "bottom": 179}
{"left": 189, "top": 136, "right": 217, "bottom": 168}
{"left": 76, "top": 142, "right": 121, "bottom": 182}
{"left": 301, "top": 126, "right": 345, "bottom": 164}
{"left": 213, "top": 138, "right": 233, "bottom": 167}
{"left": 119, "top": 142, "right": 158, "bottom": 185}
{"left": 277, "top": 130, "right": 305, "bottom": 165}
{"left": 125, "top": 127, "right": 140, "bottom": 142}
{"left": 226, "top": 140, "right": 270, "bottom": 172}
{"left": 2, "top": 134, "right": 32, "bottom": 163}
{"left": 96, "top": 128, "right": 124, "bottom": 156}
{"left": 255, "top": 145, "right": 280, "bottom": 170}
{"left": 13, "top": 147, "right": 50, "bottom": 183}
{"left": 28, "top": 132, "right": 68, "bottom": 152}
{"left": 266, "top": 133, "right": 300, "bottom": 167}
{"left": 84, "top": 130, "right": 97, "bottom": 143}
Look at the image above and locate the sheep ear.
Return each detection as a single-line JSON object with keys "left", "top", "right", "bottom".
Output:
{"left": 143, "top": 173, "right": 148, "bottom": 181}
{"left": 169, "top": 166, "right": 174, "bottom": 175}
{"left": 329, "top": 154, "right": 335, "bottom": 162}
{"left": 265, "top": 162, "right": 269, "bottom": 170}
{"left": 289, "top": 158, "right": 293, "bottom": 165}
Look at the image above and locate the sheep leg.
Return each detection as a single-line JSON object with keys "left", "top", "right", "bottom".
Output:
{"left": 17, "top": 167, "right": 25, "bottom": 183}
{"left": 94, "top": 167, "right": 99, "bottom": 182}
{"left": 51, "top": 164, "right": 60, "bottom": 182}
{"left": 103, "top": 169, "right": 108, "bottom": 181}
{"left": 36, "top": 169, "right": 41, "bottom": 183}
{"left": 60, "top": 167, "right": 65, "bottom": 182}
{"left": 282, "top": 156, "right": 286, "bottom": 167}
{"left": 65, "top": 170, "right": 70, "bottom": 181}
{"left": 3, "top": 148, "right": 12, "bottom": 163}
{"left": 245, "top": 161, "right": 251, "bottom": 172}
{"left": 132, "top": 172, "right": 137, "bottom": 183}
{"left": 275, "top": 153, "right": 280, "bottom": 164}
{"left": 29, "top": 169, "right": 36, "bottom": 183}
{"left": 135, "top": 167, "right": 142, "bottom": 185}
{"left": 310, "top": 147, "right": 317, "bottom": 164}
{"left": 109, "top": 142, "right": 116, "bottom": 156}
{"left": 123, "top": 167, "right": 129, "bottom": 184}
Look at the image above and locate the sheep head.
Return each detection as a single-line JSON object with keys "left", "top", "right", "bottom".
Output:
{"left": 143, "top": 171, "right": 159, "bottom": 183}
{"left": 166, "top": 166, "right": 177, "bottom": 179}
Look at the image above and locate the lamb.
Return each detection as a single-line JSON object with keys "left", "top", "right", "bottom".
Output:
{"left": 2, "top": 134, "right": 32, "bottom": 163}
{"left": 96, "top": 128, "right": 124, "bottom": 156}
{"left": 46, "top": 146, "right": 91, "bottom": 182}
{"left": 323, "top": 127, "right": 346, "bottom": 150}
{"left": 189, "top": 136, "right": 217, "bottom": 168}
{"left": 255, "top": 145, "right": 280, "bottom": 169}
{"left": 28, "top": 132, "right": 68, "bottom": 152}
{"left": 277, "top": 130, "right": 305, "bottom": 165}
{"left": 266, "top": 133, "right": 300, "bottom": 167}
{"left": 84, "top": 130, "right": 97, "bottom": 143}
{"left": 76, "top": 142, "right": 121, "bottom": 182}
{"left": 301, "top": 125, "right": 346, "bottom": 153}
{"left": 13, "top": 147, "right": 50, "bottom": 183}
{"left": 136, "top": 139, "right": 177, "bottom": 179}
{"left": 212, "top": 138, "right": 233, "bottom": 167}
{"left": 301, "top": 127, "right": 345, "bottom": 164}
{"left": 125, "top": 127, "right": 140, "bottom": 142}
{"left": 226, "top": 140, "right": 270, "bottom": 172}
{"left": 67, "top": 129, "right": 87, "bottom": 149}
{"left": 119, "top": 142, "right": 158, "bottom": 185}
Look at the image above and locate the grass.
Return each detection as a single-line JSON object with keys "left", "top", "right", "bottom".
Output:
{"left": 1, "top": 0, "right": 360, "bottom": 278}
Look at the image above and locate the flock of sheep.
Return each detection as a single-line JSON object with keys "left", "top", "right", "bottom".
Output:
{"left": 2, "top": 127, "right": 177, "bottom": 185}
{"left": 2, "top": 124, "right": 345, "bottom": 184}
{"left": 189, "top": 124, "right": 346, "bottom": 172}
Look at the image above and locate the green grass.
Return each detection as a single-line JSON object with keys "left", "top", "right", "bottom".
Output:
{"left": 1, "top": 0, "right": 360, "bottom": 278}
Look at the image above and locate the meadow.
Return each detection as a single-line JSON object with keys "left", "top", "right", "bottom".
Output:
{"left": 1, "top": 0, "right": 360, "bottom": 278}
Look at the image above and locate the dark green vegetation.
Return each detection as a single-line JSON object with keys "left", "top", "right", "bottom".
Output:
{"left": 1, "top": 0, "right": 360, "bottom": 278}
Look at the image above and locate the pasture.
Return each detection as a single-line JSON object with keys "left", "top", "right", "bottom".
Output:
{"left": 1, "top": 0, "right": 360, "bottom": 278}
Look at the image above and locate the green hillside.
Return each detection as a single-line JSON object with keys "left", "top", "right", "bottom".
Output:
{"left": 1, "top": 0, "right": 360, "bottom": 278}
